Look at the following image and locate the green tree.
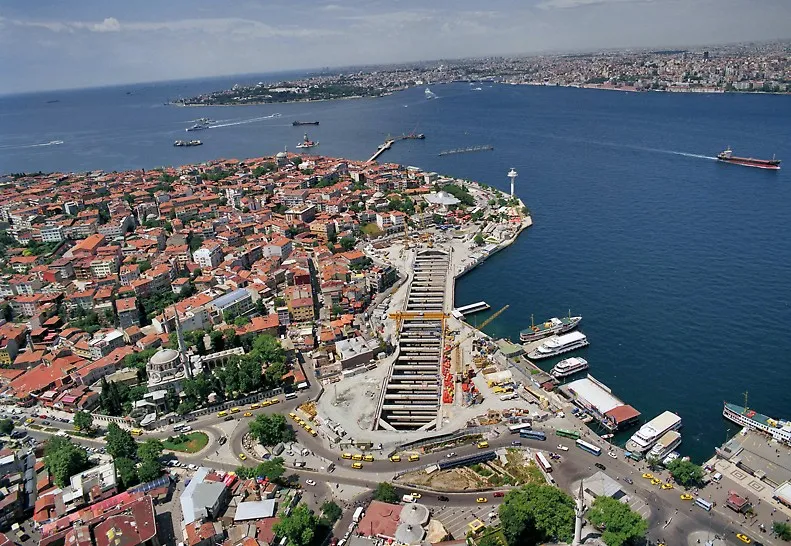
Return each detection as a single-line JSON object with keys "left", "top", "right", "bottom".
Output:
{"left": 586, "top": 496, "right": 648, "bottom": 546}
{"left": 264, "top": 360, "right": 287, "bottom": 388}
{"left": 105, "top": 423, "right": 138, "bottom": 460}
{"left": 235, "top": 457, "right": 285, "bottom": 480}
{"left": 773, "top": 521, "right": 791, "bottom": 541}
{"left": 666, "top": 459, "right": 704, "bottom": 488}
{"left": 373, "top": 482, "right": 399, "bottom": 503}
{"left": 0, "top": 419, "right": 14, "bottom": 435}
{"left": 339, "top": 236, "right": 357, "bottom": 251}
{"left": 499, "top": 483, "right": 575, "bottom": 545}
{"left": 137, "top": 458, "right": 162, "bottom": 482}
{"left": 321, "top": 501, "right": 342, "bottom": 523}
{"left": 249, "top": 414, "right": 295, "bottom": 446}
{"left": 44, "top": 437, "right": 90, "bottom": 487}
{"left": 74, "top": 411, "right": 93, "bottom": 431}
{"left": 474, "top": 233, "right": 485, "bottom": 246}
{"left": 1, "top": 303, "right": 12, "bottom": 322}
{"left": 476, "top": 534, "right": 506, "bottom": 546}
{"left": 210, "top": 330, "right": 225, "bottom": 352}
{"left": 273, "top": 504, "right": 316, "bottom": 546}
{"left": 251, "top": 334, "right": 286, "bottom": 364}
{"left": 115, "top": 457, "right": 139, "bottom": 490}
{"left": 99, "top": 377, "right": 124, "bottom": 416}
{"left": 138, "top": 438, "right": 163, "bottom": 462}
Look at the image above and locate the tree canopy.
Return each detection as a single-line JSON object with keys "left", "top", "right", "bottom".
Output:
{"left": 321, "top": 501, "right": 342, "bottom": 523}
{"left": 373, "top": 482, "right": 399, "bottom": 504}
{"left": 273, "top": 504, "right": 316, "bottom": 546}
{"left": 105, "top": 423, "right": 138, "bottom": 460}
{"left": 249, "top": 414, "right": 295, "bottom": 446}
{"left": 74, "top": 411, "right": 93, "bottom": 431}
{"left": 586, "top": 496, "right": 648, "bottom": 546}
{"left": 234, "top": 457, "right": 286, "bottom": 480}
{"left": 44, "top": 436, "right": 91, "bottom": 487}
{"left": 666, "top": 459, "right": 704, "bottom": 488}
{"left": 499, "top": 483, "right": 575, "bottom": 546}
{"left": 0, "top": 419, "right": 14, "bottom": 435}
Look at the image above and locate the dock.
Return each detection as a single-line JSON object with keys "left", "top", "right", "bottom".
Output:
{"left": 453, "top": 301, "right": 490, "bottom": 317}
{"left": 366, "top": 133, "right": 426, "bottom": 163}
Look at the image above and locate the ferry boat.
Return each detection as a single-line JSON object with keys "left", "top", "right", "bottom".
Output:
{"left": 717, "top": 147, "right": 781, "bottom": 170}
{"left": 625, "top": 411, "right": 682, "bottom": 453}
{"left": 186, "top": 118, "right": 213, "bottom": 132}
{"left": 520, "top": 313, "right": 582, "bottom": 342}
{"left": 527, "top": 331, "right": 588, "bottom": 360}
{"left": 647, "top": 430, "right": 682, "bottom": 461}
{"left": 296, "top": 133, "right": 318, "bottom": 149}
{"left": 173, "top": 140, "right": 202, "bottom": 147}
{"left": 722, "top": 401, "right": 791, "bottom": 446}
{"left": 551, "top": 357, "right": 589, "bottom": 379}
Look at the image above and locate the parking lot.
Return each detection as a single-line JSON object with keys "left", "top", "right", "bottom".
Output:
{"left": 432, "top": 503, "right": 499, "bottom": 540}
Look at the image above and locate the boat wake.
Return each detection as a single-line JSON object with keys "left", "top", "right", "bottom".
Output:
{"left": 209, "top": 113, "right": 282, "bottom": 128}
{"left": 0, "top": 140, "right": 64, "bottom": 150}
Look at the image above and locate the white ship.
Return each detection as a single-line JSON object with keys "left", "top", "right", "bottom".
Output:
{"left": 551, "top": 357, "right": 589, "bottom": 378}
{"left": 662, "top": 451, "right": 680, "bottom": 466}
{"left": 527, "top": 331, "right": 588, "bottom": 360}
{"left": 647, "top": 430, "right": 682, "bottom": 461}
{"left": 425, "top": 87, "right": 437, "bottom": 99}
{"left": 625, "top": 411, "right": 682, "bottom": 453}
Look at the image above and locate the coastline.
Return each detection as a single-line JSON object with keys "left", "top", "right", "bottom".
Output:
{"left": 169, "top": 91, "right": 396, "bottom": 108}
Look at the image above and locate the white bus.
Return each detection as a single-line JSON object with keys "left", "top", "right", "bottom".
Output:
{"left": 508, "top": 423, "right": 532, "bottom": 434}
{"left": 694, "top": 497, "right": 712, "bottom": 511}
{"left": 352, "top": 506, "right": 364, "bottom": 523}
{"left": 575, "top": 439, "right": 602, "bottom": 456}
{"left": 284, "top": 392, "right": 298, "bottom": 401}
{"left": 535, "top": 452, "right": 553, "bottom": 473}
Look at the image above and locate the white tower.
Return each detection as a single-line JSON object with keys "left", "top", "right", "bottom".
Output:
{"left": 508, "top": 168, "right": 518, "bottom": 198}
{"left": 573, "top": 480, "right": 585, "bottom": 546}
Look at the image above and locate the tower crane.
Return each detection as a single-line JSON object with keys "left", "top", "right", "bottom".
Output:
{"left": 452, "top": 304, "right": 509, "bottom": 381}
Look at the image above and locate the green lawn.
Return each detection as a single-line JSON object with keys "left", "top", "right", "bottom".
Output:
{"left": 163, "top": 432, "right": 210, "bottom": 453}
{"left": 361, "top": 223, "right": 384, "bottom": 237}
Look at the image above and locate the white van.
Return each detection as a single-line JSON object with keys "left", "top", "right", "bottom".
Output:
{"left": 711, "top": 472, "right": 722, "bottom": 483}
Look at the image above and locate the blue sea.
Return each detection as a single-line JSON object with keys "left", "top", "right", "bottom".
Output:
{"left": 2, "top": 78, "right": 790, "bottom": 462}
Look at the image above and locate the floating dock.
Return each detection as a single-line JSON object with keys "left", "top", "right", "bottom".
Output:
{"left": 453, "top": 301, "right": 490, "bottom": 316}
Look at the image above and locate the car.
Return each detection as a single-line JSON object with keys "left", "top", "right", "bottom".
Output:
{"left": 642, "top": 473, "right": 654, "bottom": 479}
{"left": 511, "top": 440, "right": 522, "bottom": 446}
{"left": 188, "top": 464, "right": 198, "bottom": 470}
{"left": 623, "top": 477, "right": 634, "bottom": 485}
{"left": 390, "top": 455, "right": 401, "bottom": 462}
{"left": 607, "top": 451, "right": 617, "bottom": 459}
{"left": 446, "top": 452, "right": 456, "bottom": 458}
{"left": 243, "top": 412, "right": 253, "bottom": 417}
{"left": 238, "top": 453, "right": 247, "bottom": 461}
{"left": 556, "top": 444, "right": 569, "bottom": 451}
{"left": 493, "top": 491, "right": 505, "bottom": 498}
{"left": 218, "top": 436, "right": 228, "bottom": 445}
{"left": 25, "top": 418, "right": 34, "bottom": 424}
{"left": 477, "top": 441, "right": 489, "bottom": 449}
{"left": 351, "top": 462, "right": 363, "bottom": 469}
{"left": 411, "top": 493, "right": 422, "bottom": 499}
{"left": 661, "top": 483, "right": 674, "bottom": 490}
{"left": 651, "top": 478, "right": 662, "bottom": 486}
{"left": 736, "top": 533, "right": 752, "bottom": 544}
{"left": 363, "top": 454, "right": 374, "bottom": 462}
{"left": 224, "top": 416, "right": 234, "bottom": 421}
{"left": 437, "top": 495, "right": 450, "bottom": 502}
{"left": 680, "top": 493, "right": 694, "bottom": 501}
{"left": 595, "top": 463, "right": 606, "bottom": 471}
{"left": 476, "top": 497, "right": 488, "bottom": 503}
{"left": 306, "top": 479, "right": 316, "bottom": 486}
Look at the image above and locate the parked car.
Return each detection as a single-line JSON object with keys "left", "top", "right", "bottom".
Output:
{"left": 493, "top": 491, "right": 505, "bottom": 498}
{"left": 437, "top": 495, "right": 450, "bottom": 502}
{"left": 595, "top": 463, "right": 606, "bottom": 471}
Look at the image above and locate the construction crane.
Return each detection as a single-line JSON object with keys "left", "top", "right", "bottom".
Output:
{"left": 388, "top": 311, "right": 449, "bottom": 332}
{"left": 452, "top": 304, "right": 509, "bottom": 381}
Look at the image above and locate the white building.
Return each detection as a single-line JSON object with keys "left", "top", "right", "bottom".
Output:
{"left": 40, "top": 224, "right": 65, "bottom": 243}
{"left": 193, "top": 243, "right": 224, "bottom": 270}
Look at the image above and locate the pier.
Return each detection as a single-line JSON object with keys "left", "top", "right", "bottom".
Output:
{"left": 366, "top": 132, "right": 426, "bottom": 163}
{"left": 453, "top": 301, "right": 490, "bottom": 316}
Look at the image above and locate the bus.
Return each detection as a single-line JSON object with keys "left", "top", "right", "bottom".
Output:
{"left": 694, "top": 497, "right": 712, "bottom": 512}
{"left": 535, "top": 452, "right": 553, "bottom": 473}
{"left": 130, "top": 429, "right": 143, "bottom": 436}
{"left": 575, "top": 439, "right": 602, "bottom": 456}
{"left": 519, "top": 430, "right": 547, "bottom": 441}
{"left": 284, "top": 392, "right": 298, "bottom": 400}
{"left": 509, "top": 423, "right": 532, "bottom": 434}
{"left": 556, "top": 429, "right": 581, "bottom": 440}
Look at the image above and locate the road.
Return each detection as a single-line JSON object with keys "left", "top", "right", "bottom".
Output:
{"left": 12, "top": 396, "right": 780, "bottom": 546}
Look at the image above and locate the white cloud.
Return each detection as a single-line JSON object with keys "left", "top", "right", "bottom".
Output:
{"left": 91, "top": 17, "right": 121, "bottom": 32}
{"left": 537, "top": 0, "right": 653, "bottom": 9}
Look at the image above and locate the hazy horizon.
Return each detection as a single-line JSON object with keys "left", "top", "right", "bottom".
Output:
{"left": 2, "top": 0, "right": 790, "bottom": 95}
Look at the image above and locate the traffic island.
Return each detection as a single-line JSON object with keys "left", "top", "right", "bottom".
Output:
{"left": 162, "top": 431, "right": 209, "bottom": 453}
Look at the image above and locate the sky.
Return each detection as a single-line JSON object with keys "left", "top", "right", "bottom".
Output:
{"left": 1, "top": 0, "right": 790, "bottom": 95}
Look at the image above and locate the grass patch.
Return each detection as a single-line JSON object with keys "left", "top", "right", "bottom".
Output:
{"left": 27, "top": 424, "right": 42, "bottom": 430}
{"left": 504, "top": 449, "right": 546, "bottom": 485}
{"left": 471, "top": 463, "right": 494, "bottom": 477}
{"left": 163, "top": 432, "right": 209, "bottom": 453}
{"left": 361, "top": 223, "right": 384, "bottom": 237}
{"left": 66, "top": 430, "right": 95, "bottom": 438}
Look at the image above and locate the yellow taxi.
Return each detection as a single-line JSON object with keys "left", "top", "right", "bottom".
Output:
{"left": 243, "top": 412, "right": 253, "bottom": 417}
{"left": 477, "top": 441, "right": 489, "bottom": 449}
{"left": 476, "top": 497, "right": 488, "bottom": 503}
{"left": 736, "top": 533, "right": 752, "bottom": 544}
{"left": 238, "top": 453, "right": 247, "bottom": 461}
{"left": 363, "top": 454, "right": 374, "bottom": 462}
{"left": 680, "top": 493, "right": 694, "bottom": 501}
{"left": 25, "top": 418, "right": 35, "bottom": 424}
{"left": 651, "top": 478, "right": 662, "bottom": 486}
{"left": 352, "top": 454, "right": 363, "bottom": 461}
{"left": 411, "top": 492, "right": 422, "bottom": 499}
{"left": 288, "top": 412, "right": 298, "bottom": 420}
{"left": 230, "top": 407, "right": 241, "bottom": 414}
{"left": 309, "top": 429, "right": 318, "bottom": 437}
{"left": 261, "top": 400, "right": 273, "bottom": 407}
{"left": 660, "top": 483, "right": 673, "bottom": 490}
{"left": 250, "top": 403, "right": 261, "bottom": 410}
{"left": 641, "top": 473, "right": 654, "bottom": 479}
{"left": 268, "top": 398, "right": 280, "bottom": 405}
{"left": 408, "top": 454, "right": 420, "bottom": 462}
{"left": 390, "top": 455, "right": 402, "bottom": 462}
{"left": 342, "top": 453, "right": 352, "bottom": 460}
{"left": 351, "top": 462, "right": 363, "bottom": 469}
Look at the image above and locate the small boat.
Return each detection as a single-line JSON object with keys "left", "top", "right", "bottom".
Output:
{"left": 601, "top": 434, "right": 614, "bottom": 439}
{"left": 174, "top": 140, "right": 202, "bottom": 147}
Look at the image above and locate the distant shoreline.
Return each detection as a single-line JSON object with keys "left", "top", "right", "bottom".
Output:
{"left": 169, "top": 91, "right": 395, "bottom": 108}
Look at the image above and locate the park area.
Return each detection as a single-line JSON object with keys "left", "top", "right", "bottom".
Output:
{"left": 163, "top": 432, "right": 209, "bottom": 453}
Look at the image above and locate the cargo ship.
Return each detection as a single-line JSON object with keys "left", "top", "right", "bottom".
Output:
{"left": 293, "top": 121, "right": 319, "bottom": 126}
{"left": 520, "top": 313, "right": 582, "bottom": 342}
{"left": 625, "top": 411, "right": 682, "bottom": 453}
{"left": 722, "top": 401, "right": 791, "bottom": 446}
{"left": 527, "top": 331, "right": 588, "bottom": 360}
{"left": 717, "top": 148, "right": 781, "bottom": 170}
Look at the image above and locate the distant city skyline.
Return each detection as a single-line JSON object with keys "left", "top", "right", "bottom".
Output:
{"left": 1, "top": 0, "right": 790, "bottom": 95}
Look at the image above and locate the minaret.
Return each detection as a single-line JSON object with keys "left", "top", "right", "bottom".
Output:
{"left": 573, "top": 480, "right": 585, "bottom": 546}
{"left": 173, "top": 308, "right": 192, "bottom": 379}
{"left": 508, "top": 168, "right": 518, "bottom": 198}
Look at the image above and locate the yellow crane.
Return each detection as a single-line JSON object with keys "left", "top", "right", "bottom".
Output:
{"left": 388, "top": 311, "right": 449, "bottom": 332}
{"left": 452, "top": 304, "right": 509, "bottom": 380}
